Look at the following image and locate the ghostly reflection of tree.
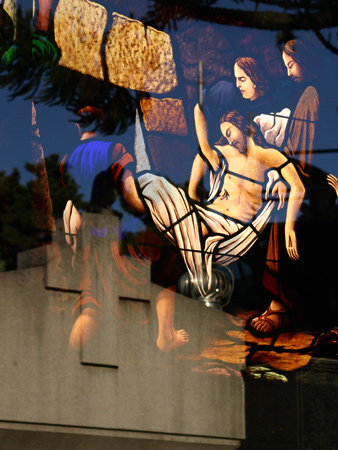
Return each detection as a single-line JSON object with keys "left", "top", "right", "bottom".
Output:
{"left": 143, "top": 0, "right": 338, "bottom": 54}
{"left": 0, "top": 154, "right": 86, "bottom": 271}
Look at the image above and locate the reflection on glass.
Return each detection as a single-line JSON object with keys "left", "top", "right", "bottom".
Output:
{"left": 1, "top": 1, "right": 338, "bottom": 417}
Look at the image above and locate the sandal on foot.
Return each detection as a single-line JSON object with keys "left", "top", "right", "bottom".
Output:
{"left": 248, "top": 306, "right": 291, "bottom": 337}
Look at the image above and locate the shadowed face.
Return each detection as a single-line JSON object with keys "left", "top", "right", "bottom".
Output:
{"left": 220, "top": 121, "right": 247, "bottom": 154}
{"left": 282, "top": 52, "right": 303, "bottom": 83}
{"left": 234, "top": 63, "right": 259, "bottom": 101}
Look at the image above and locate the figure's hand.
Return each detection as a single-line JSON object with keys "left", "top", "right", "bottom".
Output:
{"left": 285, "top": 225, "right": 299, "bottom": 261}
{"left": 209, "top": 150, "right": 220, "bottom": 172}
{"left": 327, "top": 174, "right": 338, "bottom": 197}
{"left": 272, "top": 181, "right": 287, "bottom": 210}
{"left": 63, "top": 200, "right": 82, "bottom": 252}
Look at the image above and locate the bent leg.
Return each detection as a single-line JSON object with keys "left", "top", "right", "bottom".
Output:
{"left": 110, "top": 142, "right": 145, "bottom": 214}
{"left": 69, "top": 243, "right": 103, "bottom": 349}
{"left": 66, "top": 142, "right": 147, "bottom": 350}
{"left": 69, "top": 308, "right": 103, "bottom": 350}
{"left": 120, "top": 169, "right": 145, "bottom": 214}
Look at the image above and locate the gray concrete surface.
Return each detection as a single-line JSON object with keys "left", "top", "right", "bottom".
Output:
{"left": 0, "top": 213, "right": 245, "bottom": 449}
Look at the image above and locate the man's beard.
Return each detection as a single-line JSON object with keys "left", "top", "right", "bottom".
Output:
{"left": 233, "top": 140, "right": 246, "bottom": 154}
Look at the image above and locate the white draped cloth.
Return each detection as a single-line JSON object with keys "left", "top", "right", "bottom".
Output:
{"left": 254, "top": 108, "right": 291, "bottom": 148}
{"left": 139, "top": 170, "right": 275, "bottom": 296}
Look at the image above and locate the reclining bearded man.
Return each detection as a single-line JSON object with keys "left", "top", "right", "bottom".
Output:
{"left": 65, "top": 109, "right": 305, "bottom": 350}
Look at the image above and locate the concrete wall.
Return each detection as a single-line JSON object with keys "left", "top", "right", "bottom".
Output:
{"left": 0, "top": 213, "right": 245, "bottom": 449}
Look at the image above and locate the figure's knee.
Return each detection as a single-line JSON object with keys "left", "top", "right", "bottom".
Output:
{"left": 69, "top": 308, "right": 102, "bottom": 350}
{"left": 117, "top": 168, "right": 144, "bottom": 213}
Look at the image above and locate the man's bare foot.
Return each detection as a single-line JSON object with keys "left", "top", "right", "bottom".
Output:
{"left": 250, "top": 300, "right": 290, "bottom": 336}
{"left": 157, "top": 329, "right": 189, "bottom": 353}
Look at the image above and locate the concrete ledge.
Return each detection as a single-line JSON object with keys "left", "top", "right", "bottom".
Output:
{"left": 0, "top": 423, "right": 241, "bottom": 450}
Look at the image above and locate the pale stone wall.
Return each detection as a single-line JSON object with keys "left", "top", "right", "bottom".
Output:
{"left": 140, "top": 98, "right": 188, "bottom": 136}
{"left": 54, "top": 1, "right": 178, "bottom": 93}
{"left": 105, "top": 13, "right": 178, "bottom": 93}
{"left": 55, "top": 0, "right": 107, "bottom": 80}
{"left": 0, "top": 213, "right": 245, "bottom": 448}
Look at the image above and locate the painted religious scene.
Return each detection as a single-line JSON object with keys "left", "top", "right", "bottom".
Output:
{"left": 0, "top": 1, "right": 338, "bottom": 449}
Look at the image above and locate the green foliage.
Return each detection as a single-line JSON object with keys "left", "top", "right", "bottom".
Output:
{"left": 32, "top": 35, "right": 58, "bottom": 65}
{"left": 0, "top": 168, "right": 34, "bottom": 270}
{"left": 1, "top": 45, "right": 16, "bottom": 65}
{"left": 0, "top": 259, "right": 6, "bottom": 272}
{"left": 25, "top": 154, "right": 88, "bottom": 219}
{"left": 0, "top": 154, "right": 86, "bottom": 270}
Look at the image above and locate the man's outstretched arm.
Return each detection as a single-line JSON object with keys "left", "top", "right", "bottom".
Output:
{"left": 259, "top": 148, "right": 305, "bottom": 261}
{"left": 194, "top": 104, "right": 220, "bottom": 171}
{"left": 188, "top": 154, "right": 207, "bottom": 202}
{"left": 279, "top": 162, "right": 305, "bottom": 261}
